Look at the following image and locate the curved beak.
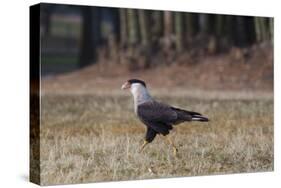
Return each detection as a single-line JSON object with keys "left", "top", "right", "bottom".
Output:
{"left": 121, "top": 81, "right": 131, "bottom": 90}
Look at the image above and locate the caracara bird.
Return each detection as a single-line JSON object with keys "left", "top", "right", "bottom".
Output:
{"left": 121, "top": 79, "right": 209, "bottom": 156}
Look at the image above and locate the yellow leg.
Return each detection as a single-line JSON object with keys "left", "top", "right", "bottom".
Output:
{"left": 164, "top": 135, "right": 178, "bottom": 156}
{"left": 139, "top": 140, "right": 149, "bottom": 153}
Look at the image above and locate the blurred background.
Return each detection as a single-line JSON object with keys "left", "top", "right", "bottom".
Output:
{"left": 40, "top": 3, "right": 273, "bottom": 93}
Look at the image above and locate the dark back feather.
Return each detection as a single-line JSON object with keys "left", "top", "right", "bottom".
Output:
{"left": 137, "top": 100, "right": 208, "bottom": 135}
{"left": 137, "top": 100, "right": 177, "bottom": 123}
{"left": 137, "top": 100, "right": 176, "bottom": 135}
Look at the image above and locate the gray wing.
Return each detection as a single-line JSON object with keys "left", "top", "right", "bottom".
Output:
{"left": 137, "top": 100, "right": 177, "bottom": 123}
{"left": 137, "top": 100, "right": 177, "bottom": 135}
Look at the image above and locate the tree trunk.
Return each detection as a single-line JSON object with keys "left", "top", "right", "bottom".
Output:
{"left": 259, "top": 17, "right": 267, "bottom": 41}
{"left": 269, "top": 17, "right": 274, "bottom": 43}
{"left": 44, "top": 10, "right": 51, "bottom": 36}
{"left": 152, "top": 11, "right": 163, "bottom": 38}
{"left": 164, "top": 11, "right": 173, "bottom": 38}
{"left": 224, "top": 15, "right": 234, "bottom": 46}
{"left": 254, "top": 17, "right": 262, "bottom": 42}
{"left": 78, "top": 7, "right": 101, "bottom": 68}
{"left": 215, "top": 15, "right": 223, "bottom": 37}
{"left": 127, "top": 9, "right": 139, "bottom": 46}
{"left": 185, "top": 13, "right": 194, "bottom": 39}
{"left": 109, "top": 8, "right": 120, "bottom": 43}
{"left": 138, "top": 9, "right": 150, "bottom": 47}
{"left": 41, "top": 4, "right": 54, "bottom": 36}
{"left": 119, "top": 8, "right": 128, "bottom": 47}
{"left": 175, "top": 12, "right": 184, "bottom": 52}
{"left": 199, "top": 14, "right": 209, "bottom": 35}
{"left": 244, "top": 17, "right": 256, "bottom": 45}
{"left": 164, "top": 11, "right": 173, "bottom": 50}
{"left": 235, "top": 16, "right": 247, "bottom": 46}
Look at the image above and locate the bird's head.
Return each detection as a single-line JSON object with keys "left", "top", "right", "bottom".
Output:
{"left": 122, "top": 79, "right": 151, "bottom": 104}
{"left": 121, "top": 79, "right": 147, "bottom": 90}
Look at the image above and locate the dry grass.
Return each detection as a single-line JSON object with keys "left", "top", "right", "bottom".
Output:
{"left": 40, "top": 92, "right": 273, "bottom": 185}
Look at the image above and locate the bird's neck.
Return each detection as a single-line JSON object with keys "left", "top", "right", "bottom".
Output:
{"left": 130, "top": 85, "right": 152, "bottom": 112}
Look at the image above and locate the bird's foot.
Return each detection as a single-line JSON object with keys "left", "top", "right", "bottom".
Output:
{"left": 139, "top": 140, "right": 148, "bottom": 153}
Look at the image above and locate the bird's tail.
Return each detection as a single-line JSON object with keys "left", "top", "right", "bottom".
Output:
{"left": 191, "top": 114, "right": 209, "bottom": 122}
{"left": 171, "top": 107, "right": 209, "bottom": 122}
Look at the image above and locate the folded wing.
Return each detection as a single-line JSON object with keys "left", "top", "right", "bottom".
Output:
{"left": 137, "top": 100, "right": 177, "bottom": 135}
{"left": 137, "top": 100, "right": 209, "bottom": 137}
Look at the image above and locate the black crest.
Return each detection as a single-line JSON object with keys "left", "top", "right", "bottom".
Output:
{"left": 127, "top": 79, "right": 146, "bottom": 87}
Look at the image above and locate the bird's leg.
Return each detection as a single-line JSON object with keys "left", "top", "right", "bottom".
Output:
{"left": 164, "top": 134, "right": 178, "bottom": 156}
{"left": 139, "top": 140, "right": 149, "bottom": 153}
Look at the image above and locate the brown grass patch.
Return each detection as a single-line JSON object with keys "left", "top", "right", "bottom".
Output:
{"left": 40, "top": 93, "right": 273, "bottom": 185}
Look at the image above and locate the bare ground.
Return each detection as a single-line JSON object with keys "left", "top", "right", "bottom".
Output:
{"left": 42, "top": 43, "right": 273, "bottom": 95}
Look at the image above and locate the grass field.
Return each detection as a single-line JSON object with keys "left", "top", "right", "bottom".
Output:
{"left": 40, "top": 92, "right": 273, "bottom": 185}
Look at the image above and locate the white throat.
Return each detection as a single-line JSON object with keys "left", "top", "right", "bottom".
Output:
{"left": 130, "top": 83, "right": 152, "bottom": 112}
